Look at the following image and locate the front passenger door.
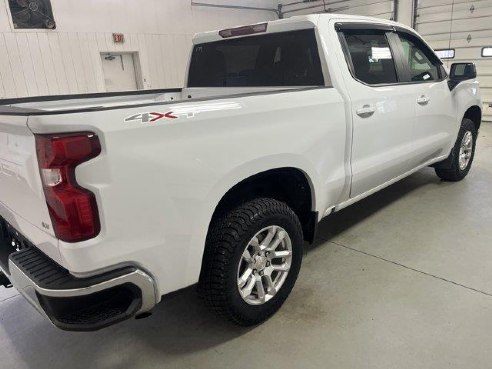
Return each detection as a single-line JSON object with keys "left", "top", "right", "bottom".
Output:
{"left": 396, "top": 31, "right": 456, "bottom": 167}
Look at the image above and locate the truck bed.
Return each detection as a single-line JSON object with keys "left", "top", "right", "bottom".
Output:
{"left": 0, "top": 89, "right": 183, "bottom": 116}
{"left": 0, "top": 87, "right": 305, "bottom": 116}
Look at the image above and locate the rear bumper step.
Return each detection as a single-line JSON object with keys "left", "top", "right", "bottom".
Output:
{"left": 7, "top": 247, "right": 157, "bottom": 331}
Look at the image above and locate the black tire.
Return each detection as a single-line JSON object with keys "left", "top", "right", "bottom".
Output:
{"left": 199, "top": 198, "right": 303, "bottom": 326}
{"left": 435, "top": 118, "right": 477, "bottom": 182}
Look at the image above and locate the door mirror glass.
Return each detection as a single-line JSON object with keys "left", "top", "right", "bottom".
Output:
{"left": 448, "top": 63, "right": 476, "bottom": 90}
{"left": 450, "top": 63, "right": 476, "bottom": 80}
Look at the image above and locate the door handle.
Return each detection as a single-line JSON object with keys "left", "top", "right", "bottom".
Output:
{"left": 417, "top": 95, "right": 430, "bottom": 105}
{"left": 356, "top": 104, "right": 376, "bottom": 117}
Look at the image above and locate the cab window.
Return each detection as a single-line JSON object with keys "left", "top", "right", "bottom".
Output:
{"left": 398, "top": 33, "right": 441, "bottom": 82}
{"left": 188, "top": 29, "right": 324, "bottom": 87}
{"left": 341, "top": 30, "right": 398, "bottom": 85}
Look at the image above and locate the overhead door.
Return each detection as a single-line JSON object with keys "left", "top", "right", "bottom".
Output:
{"left": 415, "top": 0, "right": 492, "bottom": 121}
{"left": 281, "top": 0, "right": 395, "bottom": 21}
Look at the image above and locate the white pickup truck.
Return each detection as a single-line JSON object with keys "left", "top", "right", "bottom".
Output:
{"left": 0, "top": 14, "right": 482, "bottom": 331}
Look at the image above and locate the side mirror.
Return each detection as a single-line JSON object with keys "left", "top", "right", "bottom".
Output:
{"left": 448, "top": 62, "right": 477, "bottom": 90}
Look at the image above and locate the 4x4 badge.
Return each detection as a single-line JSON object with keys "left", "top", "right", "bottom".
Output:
{"left": 125, "top": 112, "right": 177, "bottom": 124}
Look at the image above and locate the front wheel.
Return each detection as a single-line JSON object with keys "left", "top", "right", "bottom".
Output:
{"left": 199, "top": 198, "right": 303, "bottom": 326}
{"left": 435, "top": 118, "right": 477, "bottom": 181}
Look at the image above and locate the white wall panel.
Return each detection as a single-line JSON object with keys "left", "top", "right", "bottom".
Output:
{"left": 415, "top": 0, "right": 492, "bottom": 120}
{"left": 0, "top": 0, "right": 277, "bottom": 98}
{"left": 0, "top": 1, "right": 10, "bottom": 32}
{"left": 0, "top": 34, "right": 16, "bottom": 96}
{"left": 16, "top": 33, "right": 39, "bottom": 96}
{"left": 27, "top": 34, "right": 50, "bottom": 95}
{"left": 281, "top": 0, "right": 395, "bottom": 20}
{"left": 3, "top": 33, "right": 28, "bottom": 96}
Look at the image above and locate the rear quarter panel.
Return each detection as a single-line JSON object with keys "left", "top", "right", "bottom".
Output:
{"left": 27, "top": 88, "right": 347, "bottom": 296}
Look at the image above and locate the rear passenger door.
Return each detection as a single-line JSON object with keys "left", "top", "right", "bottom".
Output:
{"left": 337, "top": 24, "right": 418, "bottom": 197}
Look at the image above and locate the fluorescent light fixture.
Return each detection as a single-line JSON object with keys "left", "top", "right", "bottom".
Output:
{"left": 371, "top": 47, "right": 392, "bottom": 60}
{"left": 435, "top": 49, "right": 455, "bottom": 59}
{"left": 482, "top": 47, "right": 492, "bottom": 57}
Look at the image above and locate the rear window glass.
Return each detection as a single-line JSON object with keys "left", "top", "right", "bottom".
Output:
{"left": 187, "top": 30, "right": 324, "bottom": 87}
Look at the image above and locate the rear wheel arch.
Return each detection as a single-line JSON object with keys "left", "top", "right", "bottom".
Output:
{"left": 207, "top": 167, "right": 317, "bottom": 244}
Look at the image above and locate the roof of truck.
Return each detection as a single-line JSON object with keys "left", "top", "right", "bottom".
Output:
{"left": 193, "top": 13, "right": 405, "bottom": 44}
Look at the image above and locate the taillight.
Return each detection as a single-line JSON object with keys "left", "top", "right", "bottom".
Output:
{"left": 35, "top": 132, "right": 101, "bottom": 243}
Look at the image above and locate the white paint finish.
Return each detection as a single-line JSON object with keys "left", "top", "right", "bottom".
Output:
{"left": 27, "top": 87, "right": 348, "bottom": 294}
{"left": 0, "top": 0, "right": 277, "bottom": 98}
{"left": 0, "top": 116, "right": 57, "bottom": 251}
{"left": 349, "top": 82, "right": 418, "bottom": 196}
{"left": 411, "top": 80, "right": 459, "bottom": 166}
{"left": 0, "top": 201, "right": 60, "bottom": 264}
{"left": 331, "top": 19, "right": 417, "bottom": 196}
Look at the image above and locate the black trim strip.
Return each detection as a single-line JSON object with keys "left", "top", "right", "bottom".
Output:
{"left": 0, "top": 88, "right": 182, "bottom": 106}
{"left": 387, "top": 31, "right": 412, "bottom": 82}
{"left": 335, "top": 22, "right": 394, "bottom": 32}
{"left": 0, "top": 87, "right": 329, "bottom": 117}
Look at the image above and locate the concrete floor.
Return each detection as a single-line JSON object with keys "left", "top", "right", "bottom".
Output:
{"left": 1, "top": 123, "right": 492, "bottom": 369}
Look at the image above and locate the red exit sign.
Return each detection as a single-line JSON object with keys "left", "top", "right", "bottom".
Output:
{"left": 112, "top": 33, "right": 125, "bottom": 43}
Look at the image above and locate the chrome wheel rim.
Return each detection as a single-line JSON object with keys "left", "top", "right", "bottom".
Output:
{"left": 459, "top": 131, "right": 473, "bottom": 170}
{"left": 237, "top": 226, "right": 292, "bottom": 305}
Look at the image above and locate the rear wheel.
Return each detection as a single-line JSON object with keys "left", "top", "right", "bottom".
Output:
{"left": 199, "top": 198, "right": 303, "bottom": 326}
{"left": 435, "top": 118, "right": 477, "bottom": 181}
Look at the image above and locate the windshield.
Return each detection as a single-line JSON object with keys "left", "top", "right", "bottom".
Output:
{"left": 187, "top": 29, "right": 324, "bottom": 88}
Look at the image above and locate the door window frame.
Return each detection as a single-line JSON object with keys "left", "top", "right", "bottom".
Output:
{"left": 336, "top": 22, "right": 447, "bottom": 87}
{"left": 393, "top": 28, "right": 447, "bottom": 84}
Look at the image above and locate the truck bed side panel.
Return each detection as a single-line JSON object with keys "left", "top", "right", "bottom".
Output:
{"left": 26, "top": 88, "right": 347, "bottom": 295}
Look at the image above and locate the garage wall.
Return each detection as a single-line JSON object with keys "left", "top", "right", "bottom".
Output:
{"left": 415, "top": 0, "right": 492, "bottom": 121}
{"left": 0, "top": 0, "right": 277, "bottom": 98}
{"left": 279, "top": 0, "right": 396, "bottom": 21}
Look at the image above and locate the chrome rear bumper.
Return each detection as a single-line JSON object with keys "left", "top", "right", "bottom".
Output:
{"left": 4, "top": 246, "right": 157, "bottom": 331}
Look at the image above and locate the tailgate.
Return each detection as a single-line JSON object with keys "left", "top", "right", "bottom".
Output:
{"left": 0, "top": 114, "right": 55, "bottom": 239}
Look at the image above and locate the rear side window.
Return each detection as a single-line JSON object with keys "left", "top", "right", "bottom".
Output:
{"left": 187, "top": 30, "right": 324, "bottom": 87}
{"left": 398, "top": 33, "right": 440, "bottom": 82}
{"left": 342, "top": 31, "right": 398, "bottom": 85}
